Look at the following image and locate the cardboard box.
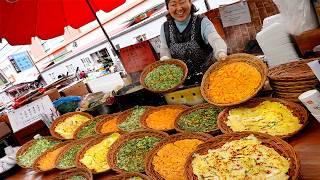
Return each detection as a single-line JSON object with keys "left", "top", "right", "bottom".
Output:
{"left": 62, "top": 81, "right": 89, "bottom": 97}
{"left": 14, "top": 120, "right": 50, "bottom": 145}
{"left": 0, "top": 122, "right": 11, "bottom": 139}
{"left": 44, "top": 88, "right": 60, "bottom": 101}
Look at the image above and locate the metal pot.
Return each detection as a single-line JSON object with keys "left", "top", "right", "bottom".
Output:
{"left": 84, "top": 103, "right": 116, "bottom": 117}
{"left": 113, "top": 82, "right": 167, "bottom": 111}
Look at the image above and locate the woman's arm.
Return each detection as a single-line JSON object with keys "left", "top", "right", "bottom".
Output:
{"left": 160, "top": 25, "right": 172, "bottom": 60}
{"left": 201, "top": 17, "right": 227, "bottom": 60}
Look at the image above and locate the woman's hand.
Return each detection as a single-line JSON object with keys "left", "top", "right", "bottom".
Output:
{"left": 160, "top": 56, "right": 171, "bottom": 61}
{"left": 217, "top": 52, "right": 227, "bottom": 61}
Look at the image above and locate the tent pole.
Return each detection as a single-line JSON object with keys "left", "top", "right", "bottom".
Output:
{"left": 85, "top": 0, "right": 120, "bottom": 56}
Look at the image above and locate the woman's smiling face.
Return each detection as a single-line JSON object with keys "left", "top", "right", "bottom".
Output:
{"left": 168, "top": 0, "right": 192, "bottom": 22}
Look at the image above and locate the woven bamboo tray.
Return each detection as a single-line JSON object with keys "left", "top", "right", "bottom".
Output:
{"left": 201, "top": 53, "right": 268, "bottom": 107}
{"left": 50, "top": 112, "right": 93, "bottom": 140}
{"left": 55, "top": 137, "right": 94, "bottom": 170}
{"left": 108, "top": 172, "right": 150, "bottom": 180}
{"left": 140, "top": 105, "right": 188, "bottom": 132}
{"left": 272, "top": 94, "right": 300, "bottom": 103}
{"left": 73, "top": 114, "right": 110, "bottom": 139}
{"left": 95, "top": 113, "right": 121, "bottom": 135}
{"left": 140, "top": 59, "right": 188, "bottom": 93}
{"left": 273, "top": 88, "right": 315, "bottom": 93}
{"left": 274, "top": 92, "right": 305, "bottom": 99}
{"left": 16, "top": 136, "right": 61, "bottom": 168}
{"left": 270, "top": 79, "right": 318, "bottom": 87}
{"left": 271, "top": 85, "right": 316, "bottom": 93}
{"left": 54, "top": 168, "right": 93, "bottom": 180}
{"left": 217, "top": 97, "right": 308, "bottom": 139}
{"left": 145, "top": 133, "right": 212, "bottom": 180}
{"left": 76, "top": 133, "right": 121, "bottom": 174}
{"left": 185, "top": 132, "right": 300, "bottom": 180}
{"left": 268, "top": 59, "right": 316, "bottom": 82}
{"left": 33, "top": 141, "right": 70, "bottom": 172}
{"left": 117, "top": 106, "right": 152, "bottom": 132}
{"left": 174, "top": 104, "right": 221, "bottom": 135}
{"left": 107, "top": 130, "right": 169, "bottom": 173}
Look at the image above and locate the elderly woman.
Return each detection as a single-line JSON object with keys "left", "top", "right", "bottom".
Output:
{"left": 160, "top": 0, "right": 227, "bottom": 85}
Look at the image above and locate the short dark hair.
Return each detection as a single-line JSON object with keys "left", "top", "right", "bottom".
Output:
{"left": 165, "top": 3, "right": 198, "bottom": 21}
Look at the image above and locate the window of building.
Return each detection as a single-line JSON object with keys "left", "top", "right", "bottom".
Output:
{"left": 81, "top": 57, "right": 93, "bottom": 68}
{"left": 0, "top": 73, "right": 8, "bottom": 86}
{"left": 8, "top": 52, "right": 34, "bottom": 72}
{"left": 66, "top": 64, "right": 75, "bottom": 74}
{"left": 48, "top": 72, "right": 56, "bottom": 81}
{"left": 90, "top": 48, "right": 113, "bottom": 68}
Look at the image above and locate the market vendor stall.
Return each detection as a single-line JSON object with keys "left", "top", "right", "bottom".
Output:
{"left": 2, "top": 53, "right": 320, "bottom": 180}
{"left": 3, "top": 0, "right": 320, "bottom": 179}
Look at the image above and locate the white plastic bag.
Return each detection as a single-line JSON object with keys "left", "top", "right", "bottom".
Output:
{"left": 273, "top": 0, "right": 319, "bottom": 35}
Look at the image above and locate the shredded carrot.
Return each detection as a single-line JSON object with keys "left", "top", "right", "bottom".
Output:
{"left": 152, "top": 139, "right": 203, "bottom": 180}
{"left": 100, "top": 117, "right": 119, "bottom": 134}
{"left": 146, "top": 108, "right": 185, "bottom": 130}
{"left": 36, "top": 145, "right": 67, "bottom": 171}
{"left": 207, "top": 62, "right": 261, "bottom": 104}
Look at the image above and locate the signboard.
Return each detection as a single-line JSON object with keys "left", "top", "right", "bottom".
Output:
{"left": 219, "top": 0, "right": 252, "bottom": 28}
{"left": 119, "top": 41, "right": 157, "bottom": 73}
{"left": 8, "top": 56, "right": 21, "bottom": 73}
{"left": 8, "top": 96, "right": 58, "bottom": 133}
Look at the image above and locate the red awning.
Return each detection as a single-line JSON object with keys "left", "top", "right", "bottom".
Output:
{"left": 0, "top": 0, "right": 126, "bottom": 45}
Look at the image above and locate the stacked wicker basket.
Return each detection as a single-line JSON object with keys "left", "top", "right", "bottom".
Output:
{"left": 268, "top": 60, "right": 319, "bottom": 102}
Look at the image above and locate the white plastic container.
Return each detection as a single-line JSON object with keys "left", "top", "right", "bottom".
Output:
{"left": 262, "top": 14, "right": 283, "bottom": 29}
{"left": 273, "top": 0, "right": 319, "bottom": 35}
{"left": 307, "top": 60, "right": 320, "bottom": 82}
{"left": 299, "top": 89, "right": 320, "bottom": 115}
{"left": 266, "top": 54, "right": 298, "bottom": 68}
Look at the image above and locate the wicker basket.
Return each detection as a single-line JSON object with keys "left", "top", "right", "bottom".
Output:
{"left": 108, "top": 172, "right": 151, "bottom": 180}
{"left": 16, "top": 136, "right": 61, "bottom": 168}
{"left": 107, "top": 130, "right": 169, "bottom": 173}
{"left": 54, "top": 168, "right": 93, "bottom": 180}
{"left": 140, "top": 59, "right": 188, "bottom": 93}
{"left": 273, "top": 92, "right": 306, "bottom": 103}
{"left": 95, "top": 113, "right": 121, "bottom": 135}
{"left": 76, "top": 133, "right": 121, "bottom": 174}
{"left": 272, "top": 95, "right": 301, "bottom": 103}
{"left": 174, "top": 104, "right": 221, "bottom": 135}
{"left": 201, "top": 53, "right": 268, "bottom": 107}
{"left": 55, "top": 137, "right": 94, "bottom": 170}
{"left": 145, "top": 133, "right": 212, "bottom": 180}
{"left": 32, "top": 141, "right": 70, "bottom": 172}
{"left": 184, "top": 132, "right": 300, "bottom": 180}
{"left": 268, "top": 59, "right": 316, "bottom": 82}
{"left": 117, "top": 106, "right": 152, "bottom": 132}
{"left": 73, "top": 114, "right": 110, "bottom": 139}
{"left": 50, "top": 112, "right": 93, "bottom": 140}
{"left": 270, "top": 79, "right": 318, "bottom": 87}
{"left": 217, "top": 97, "right": 309, "bottom": 139}
{"left": 271, "top": 84, "right": 317, "bottom": 93}
{"left": 140, "top": 105, "right": 189, "bottom": 132}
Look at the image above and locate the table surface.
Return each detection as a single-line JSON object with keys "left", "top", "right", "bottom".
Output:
{"left": 5, "top": 118, "right": 320, "bottom": 180}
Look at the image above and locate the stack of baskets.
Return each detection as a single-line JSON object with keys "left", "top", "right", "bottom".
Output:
{"left": 268, "top": 60, "right": 319, "bottom": 102}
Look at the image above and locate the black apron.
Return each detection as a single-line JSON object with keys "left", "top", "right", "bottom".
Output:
{"left": 164, "top": 15, "right": 214, "bottom": 86}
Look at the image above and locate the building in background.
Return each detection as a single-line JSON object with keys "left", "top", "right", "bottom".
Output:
{"left": 0, "top": 0, "right": 220, "bottom": 85}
